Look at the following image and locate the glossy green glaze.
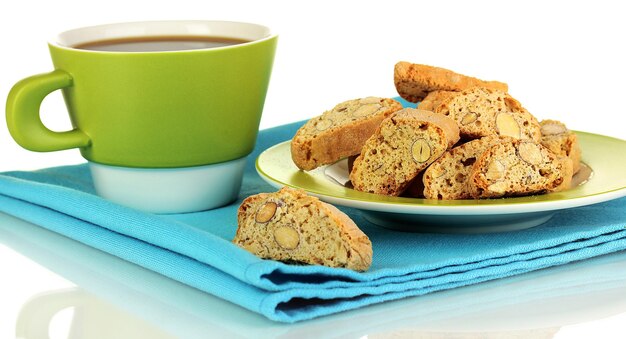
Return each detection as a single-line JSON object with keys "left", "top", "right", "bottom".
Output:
{"left": 7, "top": 31, "right": 277, "bottom": 168}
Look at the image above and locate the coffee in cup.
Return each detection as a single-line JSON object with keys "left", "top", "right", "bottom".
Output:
{"left": 6, "top": 21, "right": 278, "bottom": 213}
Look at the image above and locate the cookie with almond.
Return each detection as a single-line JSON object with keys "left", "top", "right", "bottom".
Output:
{"left": 423, "top": 136, "right": 511, "bottom": 200}
{"left": 350, "top": 108, "right": 460, "bottom": 196}
{"left": 233, "top": 187, "right": 373, "bottom": 271}
{"left": 468, "top": 140, "right": 569, "bottom": 198}
{"left": 435, "top": 87, "right": 542, "bottom": 142}
{"left": 291, "top": 97, "right": 403, "bottom": 171}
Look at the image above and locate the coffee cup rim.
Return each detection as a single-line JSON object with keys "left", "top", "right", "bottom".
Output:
{"left": 49, "top": 20, "right": 277, "bottom": 54}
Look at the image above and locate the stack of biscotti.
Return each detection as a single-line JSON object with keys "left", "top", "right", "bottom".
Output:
{"left": 236, "top": 64, "right": 583, "bottom": 271}
{"left": 291, "top": 101, "right": 461, "bottom": 197}
{"left": 290, "top": 62, "right": 581, "bottom": 200}
{"left": 395, "top": 61, "right": 580, "bottom": 199}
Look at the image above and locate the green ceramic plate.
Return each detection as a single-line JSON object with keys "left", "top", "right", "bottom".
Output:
{"left": 256, "top": 132, "right": 626, "bottom": 233}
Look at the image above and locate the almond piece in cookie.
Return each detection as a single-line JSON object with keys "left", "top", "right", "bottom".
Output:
{"left": 291, "top": 97, "right": 403, "bottom": 171}
{"left": 233, "top": 187, "right": 373, "bottom": 271}
{"left": 468, "top": 140, "right": 569, "bottom": 198}
{"left": 350, "top": 108, "right": 460, "bottom": 196}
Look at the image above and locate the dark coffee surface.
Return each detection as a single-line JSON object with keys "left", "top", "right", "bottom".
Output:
{"left": 74, "top": 35, "right": 250, "bottom": 52}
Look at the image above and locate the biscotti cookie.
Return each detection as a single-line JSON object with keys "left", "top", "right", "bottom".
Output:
{"left": 540, "top": 120, "right": 582, "bottom": 174}
{"left": 550, "top": 156, "right": 574, "bottom": 193}
{"left": 232, "top": 187, "right": 373, "bottom": 271}
{"left": 394, "top": 62, "right": 508, "bottom": 103}
{"left": 291, "top": 97, "right": 403, "bottom": 171}
{"left": 350, "top": 108, "right": 460, "bottom": 196}
{"left": 423, "top": 136, "right": 510, "bottom": 200}
{"left": 418, "top": 90, "right": 456, "bottom": 112}
{"left": 468, "top": 140, "right": 569, "bottom": 198}
{"left": 435, "top": 87, "right": 542, "bottom": 142}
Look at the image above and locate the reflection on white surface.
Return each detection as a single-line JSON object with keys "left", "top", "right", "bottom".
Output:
{"left": 1, "top": 211, "right": 626, "bottom": 338}
{"left": 17, "top": 288, "right": 175, "bottom": 339}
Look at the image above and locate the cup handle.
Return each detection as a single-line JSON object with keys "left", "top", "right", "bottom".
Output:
{"left": 6, "top": 70, "right": 91, "bottom": 152}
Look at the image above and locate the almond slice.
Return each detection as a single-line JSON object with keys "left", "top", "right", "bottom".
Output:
{"left": 255, "top": 201, "right": 278, "bottom": 223}
{"left": 411, "top": 139, "right": 432, "bottom": 163}
{"left": 496, "top": 113, "right": 521, "bottom": 139}
{"left": 274, "top": 226, "right": 300, "bottom": 250}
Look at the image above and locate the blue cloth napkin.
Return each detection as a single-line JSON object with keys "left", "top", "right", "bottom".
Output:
{"left": 1, "top": 121, "right": 626, "bottom": 323}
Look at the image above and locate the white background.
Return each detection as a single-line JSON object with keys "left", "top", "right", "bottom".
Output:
{"left": 1, "top": 0, "right": 625, "bottom": 173}
{"left": 1, "top": 1, "right": 626, "bottom": 338}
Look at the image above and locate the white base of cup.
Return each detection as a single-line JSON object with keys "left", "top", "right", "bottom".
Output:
{"left": 88, "top": 158, "right": 246, "bottom": 214}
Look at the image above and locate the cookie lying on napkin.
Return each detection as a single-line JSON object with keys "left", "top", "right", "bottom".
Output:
{"left": 233, "top": 187, "right": 373, "bottom": 271}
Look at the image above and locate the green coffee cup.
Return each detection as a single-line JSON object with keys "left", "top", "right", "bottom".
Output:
{"left": 6, "top": 21, "right": 278, "bottom": 213}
